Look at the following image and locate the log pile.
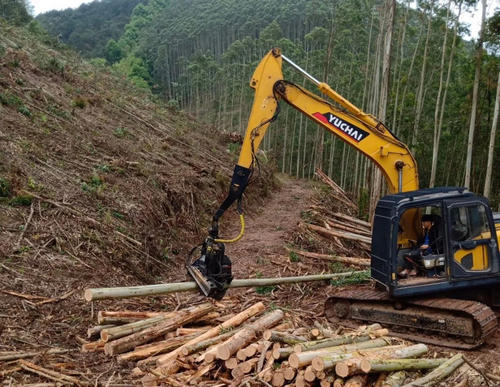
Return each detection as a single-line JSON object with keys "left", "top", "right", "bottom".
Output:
{"left": 80, "top": 302, "right": 468, "bottom": 386}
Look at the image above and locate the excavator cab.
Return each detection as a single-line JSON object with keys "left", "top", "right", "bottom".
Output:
{"left": 372, "top": 187, "right": 500, "bottom": 305}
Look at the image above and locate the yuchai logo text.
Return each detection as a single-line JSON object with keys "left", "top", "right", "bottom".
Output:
{"left": 313, "top": 112, "right": 369, "bottom": 142}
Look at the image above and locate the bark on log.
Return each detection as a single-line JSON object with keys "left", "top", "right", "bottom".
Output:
{"left": 117, "top": 333, "right": 198, "bottom": 363}
{"left": 180, "top": 328, "right": 240, "bottom": 356}
{"left": 289, "top": 338, "right": 391, "bottom": 369}
{"left": 401, "top": 354, "right": 463, "bottom": 387}
{"left": 312, "top": 345, "right": 407, "bottom": 372}
{"left": 0, "top": 348, "right": 69, "bottom": 361}
{"left": 155, "top": 301, "right": 265, "bottom": 367}
{"left": 87, "top": 324, "right": 115, "bottom": 339}
{"left": 85, "top": 272, "right": 365, "bottom": 301}
{"left": 101, "top": 314, "right": 175, "bottom": 342}
{"left": 263, "top": 330, "right": 307, "bottom": 345}
{"left": 325, "top": 219, "right": 372, "bottom": 237}
{"left": 216, "top": 309, "right": 284, "bottom": 360}
{"left": 338, "top": 358, "right": 446, "bottom": 378}
{"left": 292, "top": 250, "right": 370, "bottom": 267}
{"left": 306, "top": 223, "right": 372, "bottom": 245}
{"left": 305, "top": 365, "right": 317, "bottom": 382}
{"left": 382, "top": 371, "right": 407, "bottom": 387}
{"left": 104, "top": 303, "right": 213, "bottom": 356}
{"left": 293, "top": 329, "right": 388, "bottom": 353}
{"left": 97, "top": 310, "right": 169, "bottom": 324}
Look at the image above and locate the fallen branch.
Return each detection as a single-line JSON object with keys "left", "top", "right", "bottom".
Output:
{"left": 291, "top": 250, "right": 370, "bottom": 267}
{"left": 306, "top": 223, "right": 371, "bottom": 246}
{"left": 19, "top": 359, "right": 82, "bottom": 385}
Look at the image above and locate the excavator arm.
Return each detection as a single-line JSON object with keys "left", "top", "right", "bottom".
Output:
{"left": 187, "top": 48, "right": 419, "bottom": 298}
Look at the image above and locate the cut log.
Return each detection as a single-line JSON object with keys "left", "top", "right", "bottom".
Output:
{"left": 337, "top": 357, "right": 446, "bottom": 378}
{"left": 329, "top": 212, "right": 371, "bottom": 229}
{"left": 225, "top": 357, "right": 238, "bottom": 369}
{"left": 344, "top": 374, "right": 369, "bottom": 387}
{"left": 155, "top": 301, "right": 265, "bottom": 367}
{"left": 283, "top": 366, "right": 296, "bottom": 381}
{"left": 117, "top": 333, "right": 199, "bottom": 363}
{"left": 334, "top": 378, "right": 345, "bottom": 387}
{"left": 382, "top": 371, "right": 407, "bottom": 387}
{"left": 263, "top": 330, "right": 307, "bottom": 345}
{"left": 293, "top": 329, "right": 387, "bottom": 353}
{"left": 312, "top": 345, "right": 406, "bottom": 372}
{"left": 87, "top": 324, "right": 115, "bottom": 339}
{"left": 401, "top": 354, "right": 463, "bottom": 387}
{"left": 104, "top": 303, "right": 213, "bottom": 356}
{"left": 293, "top": 250, "right": 371, "bottom": 267}
{"left": 81, "top": 340, "right": 105, "bottom": 352}
{"left": 306, "top": 223, "right": 372, "bottom": 245}
{"left": 243, "top": 343, "right": 259, "bottom": 358}
{"left": 97, "top": 310, "right": 169, "bottom": 324}
{"left": 304, "top": 365, "right": 317, "bottom": 382}
{"left": 84, "top": 272, "right": 365, "bottom": 301}
{"left": 257, "top": 341, "right": 272, "bottom": 373}
{"left": 175, "top": 326, "right": 210, "bottom": 336}
{"left": 216, "top": 309, "right": 284, "bottom": 360}
{"left": 272, "top": 371, "right": 286, "bottom": 386}
{"left": 101, "top": 314, "right": 174, "bottom": 342}
{"left": 236, "top": 347, "right": 248, "bottom": 361}
{"left": 180, "top": 328, "right": 241, "bottom": 356}
{"left": 325, "top": 219, "right": 372, "bottom": 237}
{"left": 289, "top": 338, "right": 390, "bottom": 369}
{"left": 239, "top": 358, "right": 259, "bottom": 374}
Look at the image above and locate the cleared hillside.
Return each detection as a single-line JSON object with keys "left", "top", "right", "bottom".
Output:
{"left": 0, "top": 20, "right": 276, "bottom": 379}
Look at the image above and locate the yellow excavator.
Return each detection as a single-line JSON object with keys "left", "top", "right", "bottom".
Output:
{"left": 187, "top": 48, "right": 500, "bottom": 348}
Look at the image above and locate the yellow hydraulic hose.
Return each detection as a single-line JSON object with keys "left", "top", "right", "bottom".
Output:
{"left": 214, "top": 214, "right": 245, "bottom": 243}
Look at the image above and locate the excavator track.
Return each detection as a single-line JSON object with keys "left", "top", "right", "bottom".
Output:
{"left": 325, "top": 288, "right": 498, "bottom": 349}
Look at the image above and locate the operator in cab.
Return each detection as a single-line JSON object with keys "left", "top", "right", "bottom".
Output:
{"left": 399, "top": 214, "right": 441, "bottom": 277}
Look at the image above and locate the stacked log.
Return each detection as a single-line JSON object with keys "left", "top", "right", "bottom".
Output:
{"left": 80, "top": 304, "right": 466, "bottom": 386}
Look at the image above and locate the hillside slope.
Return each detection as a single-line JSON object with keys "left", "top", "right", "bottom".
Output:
{"left": 0, "top": 19, "right": 274, "bottom": 370}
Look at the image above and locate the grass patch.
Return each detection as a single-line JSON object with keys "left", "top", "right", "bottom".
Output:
{"left": 330, "top": 270, "right": 370, "bottom": 287}
{"left": 289, "top": 250, "right": 300, "bottom": 262}
{"left": 9, "top": 194, "right": 33, "bottom": 206}
{"left": 255, "top": 285, "right": 276, "bottom": 295}
{"left": 0, "top": 178, "right": 11, "bottom": 197}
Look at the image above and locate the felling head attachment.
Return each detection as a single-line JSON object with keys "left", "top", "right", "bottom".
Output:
{"left": 186, "top": 236, "right": 233, "bottom": 300}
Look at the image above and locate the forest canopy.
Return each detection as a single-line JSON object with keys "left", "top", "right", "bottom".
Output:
{"left": 25, "top": 0, "right": 500, "bottom": 206}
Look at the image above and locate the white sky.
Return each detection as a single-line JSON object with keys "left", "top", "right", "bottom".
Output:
{"left": 32, "top": 0, "right": 93, "bottom": 15}
{"left": 31, "top": 0, "right": 495, "bottom": 40}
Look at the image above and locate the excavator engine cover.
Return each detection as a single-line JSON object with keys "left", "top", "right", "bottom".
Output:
{"left": 186, "top": 239, "right": 233, "bottom": 299}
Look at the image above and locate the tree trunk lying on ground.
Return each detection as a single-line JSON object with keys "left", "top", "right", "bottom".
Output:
{"left": 155, "top": 301, "right": 265, "bottom": 368}
{"left": 104, "top": 303, "right": 213, "bottom": 356}
{"left": 401, "top": 354, "right": 463, "bottom": 387}
{"left": 84, "top": 272, "right": 365, "bottom": 301}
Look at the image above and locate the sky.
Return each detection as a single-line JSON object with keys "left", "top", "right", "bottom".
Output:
{"left": 31, "top": 0, "right": 495, "bottom": 40}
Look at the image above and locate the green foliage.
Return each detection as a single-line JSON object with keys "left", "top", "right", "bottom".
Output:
{"left": 330, "top": 271, "right": 370, "bottom": 287}
{"left": 105, "top": 38, "right": 123, "bottom": 63}
{"left": 72, "top": 97, "right": 86, "bottom": 109}
{"left": 36, "top": 0, "right": 145, "bottom": 58}
{"left": 0, "top": 177, "right": 11, "bottom": 197}
{"left": 288, "top": 250, "right": 300, "bottom": 262}
{"left": 43, "top": 57, "right": 65, "bottom": 74}
{"left": 255, "top": 285, "right": 276, "bottom": 295}
{"left": 113, "top": 127, "right": 127, "bottom": 138}
{"left": 0, "top": 91, "right": 22, "bottom": 106}
{"left": 0, "top": 0, "right": 31, "bottom": 25}
{"left": 17, "top": 105, "right": 31, "bottom": 116}
{"left": 9, "top": 194, "right": 32, "bottom": 206}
